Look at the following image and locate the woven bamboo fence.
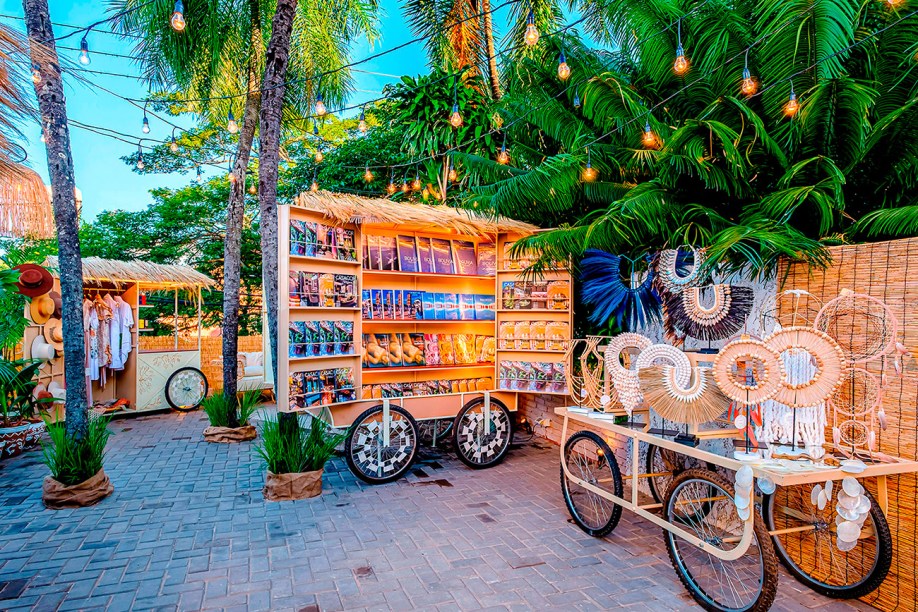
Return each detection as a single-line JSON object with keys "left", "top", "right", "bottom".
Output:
{"left": 138, "top": 335, "right": 264, "bottom": 393}
{"left": 779, "top": 237, "right": 918, "bottom": 612}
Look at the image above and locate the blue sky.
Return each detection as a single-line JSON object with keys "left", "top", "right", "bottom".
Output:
{"left": 0, "top": 0, "right": 489, "bottom": 221}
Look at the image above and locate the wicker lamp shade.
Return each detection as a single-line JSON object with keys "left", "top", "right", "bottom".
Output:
{"left": 0, "top": 164, "right": 54, "bottom": 239}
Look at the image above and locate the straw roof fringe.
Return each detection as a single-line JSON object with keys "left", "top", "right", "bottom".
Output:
{"left": 294, "top": 191, "right": 538, "bottom": 235}
{"left": 43, "top": 256, "right": 214, "bottom": 290}
{"left": 0, "top": 163, "right": 54, "bottom": 239}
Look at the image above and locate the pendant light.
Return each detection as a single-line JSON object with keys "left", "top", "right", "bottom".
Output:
{"left": 310, "top": 171, "right": 319, "bottom": 193}
{"left": 449, "top": 77, "right": 463, "bottom": 128}
{"left": 448, "top": 163, "right": 458, "bottom": 182}
{"left": 581, "top": 147, "right": 597, "bottom": 182}
{"left": 496, "top": 133, "right": 510, "bottom": 165}
{"left": 784, "top": 82, "right": 799, "bottom": 117}
{"left": 79, "top": 35, "right": 91, "bottom": 65}
{"left": 171, "top": 0, "right": 186, "bottom": 32}
{"left": 557, "top": 50, "right": 571, "bottom": 80}
{"left": 136, "top": 144, "right": 145, "bottom": 170}
{"left": 673, "top": 19, "right": 689, "bottom": 75}
{"left": 248, "top": 183, "right": 257, "bottom": 195}
{"left": 358, "top": 107, "right": 368, "bottom": 133}
{"left": 740, "top": 50, "right": 757, "bottom": 96}
{"left": 315, "top": 92, "right": 326, "bottom": 117}
{"left": 386, "top": 171, "right": 397, "bottom": 195}
{"left": 401, "top": 173, "right": 410, "bottom": 193}
{"left": 363, "top": 164, "right": 374, "bottom": 183}
{"left": 194, "top": 166, "right": 202, "bottom": 183}
{"left": 227, "top": 110, "right": 239, "bottom": 134}
{"left": 142, "top": 114, "right": 150, "bottom": 134}
{"left": 524, "top": 9, "right": 539, "bottom": 46}
{"left": 31, "top": 63, "right": 40, "bottom": 84}
{"left": 412, "top": 168, "right": 422, "bottom": 191}
{"left": 641, "top": 121, "right": 656, "bottom": 148}
{"left": 573, "top": 89, "right": 581, "bottom": 109}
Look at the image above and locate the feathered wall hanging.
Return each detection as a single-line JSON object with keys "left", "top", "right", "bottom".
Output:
{"left": 663, "top": 284, "right": 754, "bottom": 342}
{"left": 580, "top": 250, "right": 662, "bottom": 331}
{"left": 639, "top": 365, "right": 728, "bottom": 424}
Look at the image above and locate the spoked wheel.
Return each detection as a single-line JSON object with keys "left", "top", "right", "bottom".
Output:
{"left": 345, "top": 405, "right": 419, "bottom": 484}
{"left": 452, "top": 398, "right": 512, "bottom": 469}
{"left": 646, "top": 444, "right": 717, "bottom": 504}
{"left": 418, "top": 418, "right": 454, "bottom": 446}
{"left": 762, "top": 484, "right": 891, "bottom": 598}
{"left": 165, "top": 367, "right": 208, "bottom": 411}
{"left": 664, "top": 469, "right": 778, "bottom": 612}
{"left": 560, "top": 431, "right": 623, "bottom": 537}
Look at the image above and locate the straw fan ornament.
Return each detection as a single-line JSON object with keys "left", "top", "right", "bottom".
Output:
{"left": 639, "top": 365, "right": 728, "bottom": 424}
{"left": 580, "top": 250, "right": 662, "bottom": 330}
{"left": 604, "top": 333, "right": 653, "bottom": 414}
{"left": 663, "top": 284, "right": 754, "bottom": 343}
{"left": 763, "top": 328, "right": 847, "bottom": 408}
{"left": 712, "top": 336, "right": 784, "bottom": 405}
{"left": 655, "top": 246, "right": 707, "bottom": 294}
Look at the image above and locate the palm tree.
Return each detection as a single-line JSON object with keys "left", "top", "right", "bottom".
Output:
{"left": 458, "top": 0, "right": 918, "bottom": 281}
{"left": 112, "top": 0, "right": 378, "bottom": 405}
{"left": 21, "top": 1, "right": 89, "bottom": 439}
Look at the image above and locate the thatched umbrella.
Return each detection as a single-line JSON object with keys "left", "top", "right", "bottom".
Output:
{"left": 0, "top": 162, "right": 54, "bottom": 239}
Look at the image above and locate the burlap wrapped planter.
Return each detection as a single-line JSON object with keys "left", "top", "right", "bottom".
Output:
{"left": 203, "top": 425, "right": 257, "bottom": 443}
{"left": 42, "top": 469, "right": 114, "bottom": 509}
{"left": 263, "top": 469, "right": 323, "bottom": 501}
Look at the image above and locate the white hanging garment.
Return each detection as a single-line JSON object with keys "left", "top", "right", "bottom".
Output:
{"left": 86, "top": 300, "right": 101, "bottom": 382}
{"left": 105, "top": 294, "right": 124, "bottom": 370}
{"left": 114, "top": 296, "right": 134, "bottom": 366}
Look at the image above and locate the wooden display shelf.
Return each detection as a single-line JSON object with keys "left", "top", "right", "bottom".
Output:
{"left": 362, "top": 362, "right": 494, "bottom": 374}
{"left": 495, "top": 308, "right": 570, "bottom": 314}
{"left": 363, "top": 269, "right": 495, "bottom": 280}
{"left": 289, "top": 306, "right": 360, "bottom": 312}
{"left": 496, "top": 348, "right": 568, "bottom": 354}
{"left": 496, "top": 267, "right": 567, "bottom": 274}
{"left": 362, "top": 319, "right": 494, "bottom": 324}
{"left": 290, "top": 254, "right": 361, "bottom": 266}
{"left": 289, "top": 353, "right": 358, "bottom": 363}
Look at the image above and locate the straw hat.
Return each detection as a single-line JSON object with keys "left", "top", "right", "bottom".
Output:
{"left": 48, "top": 381, "right": 66, "bottom": 401}
{"left": 32, "top": 383, "right": 53, "bottom": 402}
{"left": 43, "top": 318, "right": 64, "bottom": 352}
{"left": 29, "top": 293, "right": 55, "bottom": 324}
{"left": 49, "top": 291, "right": 62, "bottom": 318}
{"left": 31, "top": 335, "right": 56, "bottom": 361}
{"left": 13, "top": 264, "right": 54, "bottom": 297}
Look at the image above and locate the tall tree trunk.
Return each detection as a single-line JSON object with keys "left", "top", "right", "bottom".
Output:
{"left": 481, "top": 0, "right": 501, "bottom": 99}
{"left": 258, "top": 0, "right": 297, "bottom": 396}
{"left": 23, "top": 0, "right": 88, "bottom": 439}
{"left": 222, "top": 0, "right": 263, "bottom": 419}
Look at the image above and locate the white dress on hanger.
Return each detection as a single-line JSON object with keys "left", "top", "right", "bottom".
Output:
{"left": 114, "top": 296, "right": 133, "bottom": 367}
{"left": 105, "top": 294, "right": 124, "bottom": 370}
{"left": 85, "top": 299, "right": 101, "bottom": 382}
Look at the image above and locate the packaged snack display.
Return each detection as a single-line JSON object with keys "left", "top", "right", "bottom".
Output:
{"left": 530, "top": 321, "right": 546, "bottom": 350}
{"left": 514, "top": 321, "right": 531, "bottom": 350}
{"left": 514, "top": 282, "right": 532, "bottom": 310}
{"left": 501, "top": 281, "right": 515, "bottom": 309}
{"left": 479, "top": 336, "right": 496, "bottom": 363}
{"left": 289, "top": 366, "right": 356, "bottom": 407}
{"left": 382, "top": 289, "right": 395, "bottom": 319}
{"left": 422, "top": 293, "right": 435, "bottom": 320}
{"left": 545, "top": 321, "right": 570, "bottom": 350}
{"left": 444, "top": 293, "right": 459, "bottom": 320}
{"left": 499, "top": 321, "right": 515, "bottom": 349}
{"left": 405, "top": 291, "right": 423, "bottom": 320}
{"left": 424, "top": 334, "right": 441, "bottom": 365}
{"left": 497, "top": 360, "right": 567, "bottom": 393}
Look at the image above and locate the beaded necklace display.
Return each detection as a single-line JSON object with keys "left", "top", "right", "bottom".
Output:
{"left": 664, "top": 284, "right": 754, "bottom": 342}
{"left": 603, "top": 333, "right": 653, "bottom": 414}
{"left": 656, "top": 246, "right": 707, "bottom": 294}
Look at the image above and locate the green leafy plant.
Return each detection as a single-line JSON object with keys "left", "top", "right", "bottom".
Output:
{"left": 0, "top": 357, "right": 49, "bottom": 425}
{"left": 0, "top": 268, "right": 28, "bottom": 353}
{"left": 201, "top": 390, "right": 263, "bottom": 427}
{"left": 42, "top": 414, "right": 111, "bottom": 486}
{"left": 255, "top": 413, "right": 347, "bottom": 474}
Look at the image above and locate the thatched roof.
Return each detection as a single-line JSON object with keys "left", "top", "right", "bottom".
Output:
{"left": 43, "top": 256, "right": 214, "bottom": 290}
{"left": 294, "top": 191, "right": 538, "bottom": 236}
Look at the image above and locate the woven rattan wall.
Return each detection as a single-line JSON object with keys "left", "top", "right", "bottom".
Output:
{"left": 779, "top": 237, "right": 918, "bottom": 612}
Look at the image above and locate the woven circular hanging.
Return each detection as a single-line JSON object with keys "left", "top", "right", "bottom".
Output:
{"left": 657, "top": 246, "right": 707, "bottom": 293}
{"left": 664, "top": 284, "right": 755, "bottom": 342}
{"left": 814, "top": 291, "right": 898, "bottom": 364}
{"left": 635, "top": 343, "right": 692, "bottom": 387}
{"left": 829, "top": 368, "right": 881, "bottom": 418}
{"left": 604, "top": 333, "right": 653, "bottom": 412}
{"left": 764, "top": 327, "right": 847, "bottom": 408}
{"left": 639, "top": 365, "right": 728, "bottom": 424}
{"left": 713, "top": 336, "right": 784, "bottom": 405}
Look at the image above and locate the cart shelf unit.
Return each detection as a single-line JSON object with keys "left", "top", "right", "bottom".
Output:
{"left": 276, "top": 193, "right": 574, "bottom": 429}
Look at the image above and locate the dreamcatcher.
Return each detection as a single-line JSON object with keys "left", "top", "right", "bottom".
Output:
{"left": 814, "top": 290, "right": 897, "bottom": 365}
{"left": 581, "top": 250, "right": 661, "bottom": 330}
{"left": 663, "top": 284, "right": 755, "bottom": 343}
{"left": 639, "top": 365, "right": 728, "bottom": 424}
{"left": 829, "top": 368, "right": 883, "bottom": 456}
{"left": 760, "top": 289, "right": 824, "bottom": 333}
{"left": 655, "top": 246, "right": 708, "bottom": 294}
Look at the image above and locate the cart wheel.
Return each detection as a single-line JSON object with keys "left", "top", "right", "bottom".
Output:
{"left": 418, "top": 418, "right": 454, "bottom": 446}
{"left": 664, "top": 469, "right": 778, "bottom": 612}
{"left": 452, "top": 397, "right": 512, "bottom": 469}
{"left": 647, "top": 444, "right": 716, "bottom": 505}
{"left": 165, "top": 367, "right": 208, "bottom": 411}
{"left": 762, "top": 484, "right": 891, "bottom": 599}
{"left": 345, "top": 404, "right": 419, "bottom": 484}
{"left": 560, "top": 431, "right": 623, "bottom": 537}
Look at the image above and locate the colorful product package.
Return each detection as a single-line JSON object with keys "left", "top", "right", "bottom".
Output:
{"left": 474, "top": 294, "right": 495, "bottom": 320}
{"left": 514, "top": 362, "right": 532, "bottom": 391}
{"left": 529, "top": 281, "right": 548, "bottom": 310}
{"left": 405, "top": 291, "right": 423, "bottom": 321}
{"left": 532, "top": 362, "right": 552, "bottom": 392}
{"left": 361, "top": 289, "right": 373, "bottom": 320}
{"left": 444, "top": 293, "right": 459, "bottom": 320}
{"left": 361, "top": 385, "right": 373, "bottom": 400}
{"left": 382, "top": 289, "right": 396, "bottom": 320}
{"left": 319, "top": 320, "right": 335, "bottom": 356}
{"left": 546, "top": 321, "right": 569, "bottom": 350}
{"left": 288, "top": 372, "right": 304, "bottom": 410}
{"left": 316, "top": 225, "right": 335, "bottom": 259}
{"left": 290, "top": 221, "right": 306, "bottom": 256}
{"left": 288, "top": 322, "right": 304, "bottom": 358}
{"left": 514, "top": 282, "right": 532, "bottom": 310}
{"left": 452, "top": 240, "right": 478, "bottom": 275}
{"left": 459, "top": 294, "right": 476, "bottom": 320}
{"left": 362, "top": 236, "right": 371, "bottom": 269}
{"left": 530, "top": 321, "right": 546, "bottom": 350}
{"left": 433, "top": 293, "right": 446, "bottom": 320}
{"left": 478, "top": 336, "right": 496, "bottom": 363}
{"left": 319, "top": 273, "right": 335, "bottom": 308}
{"left": 365, "top": 333, "right": 389, "bottom": 367}
{"left": 371, "top": 289, "right": 384, "bottom": 320}
{"left": 548, "top": 280, "right": 571, "bottom": 310}
{"left": 397, "top": 235, "right": 419, "bottom": 272}
{"left": 304, "top": 321, "right": 320, "bottom": 356}
{"left": 410, "top": 382, "right": 428, "bottom": 397}
{"left": 501, "top": 281, "right": 515, "bottom": 309}
{"left": 386, "top": 333, "right": 403, "bottom": 366}
{"left": 394, "top": 290, "right": 405, "bottom": 320}
{"left": 288, "top": 271, "right": 301, "bottom": 307}
{"left": 367, "top": 234, "right": 380, "bottom": 270}
{"left": 499, "top": 321, "right": 515, "bottom": 349}
{"left": 402, "top": 333, "right": 426, "bottom": 366}
{"left": 378, "top": 235, "right": 398, "bottom": 271}
{"left": 417, "top": 236, "right": 435, "bottom": 273}
{"left": 514, "top": 321, "right": 531, "bottom": 350}
{"left": 423, "top": 334, "right": 440, "bottom": 365}
{"left": 422, "top": 292, "right": 436, "bottom": 320}
{"left": 303, "top": 273, "right": 320, "bottom": 307}
{"left": 336, "top": 228, "right": 356, "bottom": 262}
{"left": 302, "top": 222, "right": 317, "bottom": 257}
{"left": 476, "top": 243, "right": 497, "bottom": 276}
{"left": 335, "top": 274, "right": 357, "bottom": 308}
{"left": 431, "top": 238, "right": 454, "bottom": 274}
{"left": 498, "top": 362, "right": 513, "bottom": 389}
{"left": 335, "top": 320, "right": 354, "bottom": 355}
{"left": 438, "top": 334, "right": 455, "bottom": 365}
{"left": 551, "top": 362, "right": 567, "bottom": 393}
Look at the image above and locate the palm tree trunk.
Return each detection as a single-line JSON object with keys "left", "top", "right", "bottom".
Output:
{"left": 258, "top": 0, "right": 298, "bottom": 396}
{"left": 222, "top": 0, "right": 263, "bottom": 419}
{"left": 481, "top": 0, "right": 501, "bottom": 100}
{"left": 23, "top": 0, "right": 87, "bottom": 439}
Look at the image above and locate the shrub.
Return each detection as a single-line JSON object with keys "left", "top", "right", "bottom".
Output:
{"left": 42, "top": 414, "right": 111, "bottom": 486}
{"left": 201, "top": 390, "right": 263, "bottom": 427}
{"left": 255, "top": 413, "right": 347, "bottom": 474}
{"left": 0, "top": 357, "right": 48, "bottom": 424}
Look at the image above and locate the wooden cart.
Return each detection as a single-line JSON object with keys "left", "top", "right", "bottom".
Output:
{"left": 276, "top": 193, "right": 573, "bottom": 483}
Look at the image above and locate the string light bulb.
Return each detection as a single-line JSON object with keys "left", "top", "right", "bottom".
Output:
{"left": 228, "top": 169, "right": 237, "bottom": 184}
{"left": 171, "top": 0, "right": 186, "bottom": 32}
{"left": 170, "top": 137, "right": 178, "bottom": 153}
{"left": 401, "top": 175, "right": 410, "bottom": 193}
{"left": 496, "top": 133, "right": 510, "bottom": 164}
{"left": 358, "top": 107, "right": 367, "bottom": 133}
{"left": 573, "top": 89, "right": 581, "bottom": 109}
{"left": 784, "top": 83, "right": 799, "bottom": 117}
{"left": 673, "top": 19, "right": 689, "bottom": 75}
{"left": 31, "top": 64, "right": 40, "bottom": 84}
{"left": 39, "top": 131, "right": 46, "bottom": 144}
{"left": 136, "top": 144, "right": 145, "bottom": 170}
{"left": 248, "top": 183, "right": 257, "bottom": 195}
{"left": 449, "top": 77, "right": 463, "bottom": 128}
{"left": 412, "top": 170, "right": 422, "bottom": 191}
{"left": 642, "top": 121, "right": 656, "bottom": 148}
{"left": 386, "top": 175, "right": 397, "bottom": 195}
{"left": 310, "top": 171, "right": 319, "bottom": 193}
{"left": 557, "top": 50, "right": 570, "bottom": 80}
{"left": 315, "top": 148, "right": 323, "bottom": 163}
{"left": 315, "top": 92, "right": 326, "bottom": 117}
{"left": 193, "top": 166, "right": 202, "bottom": 183}
{"left": 448, "top": 164, "right": 458, "bottom": 182}
{"left": 142, "top": 114, "right": 150, "bottom": 134}
{"left": 227, "top": 110, "right": 238, "bottom": 134}
{"left": 363, "top": 164, "right": 374, "bottom": 183}
{"left": 79, "top": 36, "right": 90, "bottom": 65}
{"left": 524, "top": 9, "right": 539, "bottom": 46}
{"left": 581, "top": 147, "right": 598, "bottom": 182}
{"left": 740, "top": 50, "right": 757, "bottom": 96}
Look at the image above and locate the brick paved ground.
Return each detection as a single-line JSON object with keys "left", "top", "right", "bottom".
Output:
{"left": 0, "top": 411, "right": 870, "bottom": 611}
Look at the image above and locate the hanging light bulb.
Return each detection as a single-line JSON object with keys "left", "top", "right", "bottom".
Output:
{"left": 784, "top": 83, "right": 799, "bottom": 117}
{"left": 310, "top": 171, "right": 319, "bottom": 193}
{"left": 31, "top": 64, "right": 40, "bottom": 84}
{"left": 448, "top": 164, "right": 458, "bottom": 182}
{"left": 170, "top": 136, "right": 179, "bottom": 153}
{"left": 641, "top": 121, "right": 656, "bottom": 148}
{"left": 673, "top": 19, "right": 689, "bottom": 75}
{"left": 315, "top": 148, "right": 323, "bottom": 163}
{"left": 412, "top": 170, "right": 422, "bottom": 191}
{"left": 557, "top": 50, "right": 571, "bottom": 81}
{"left": 136, "top": 144, "right": 145, "bottom": 170}
{"left": 142, "top": 114, "right": 150, "bottom": 134}
{"left": 313, "top": 122, "right": 320, "bottom": 137}
{"left": 386, "top": 175, "right": 397, "bottom": 195}
{"left": 228, "top": 170, "right": 237, "bottom": 184}
{"left": 227, "top": 110, "right": 239, "bottom": 134}
{"left": 194, "top": 166, "right": 202, "bottom": 183}
{"left": 401, "top": 175, "right": 410, "bottom": 193}
{"left": 581, "top": 147, "right": 598, "bottom": 182}
{"left": 449, "top": 77, "right": 463, "bottom": 128}
{"left": 39, "top": 131, "right": 46, "bottom": 144}
{"left": 573, "top": 89, "right": 581, "bottom": 109}
{"left": 524, "top": 9, "right": 539, "bottom": 46}
{"left": 248, "top": 183, "right": 257, "bottom": 195}
{"left": 497, "top": 134, "right": 510, "bottom": 165}
{"left": 740, "top": 51, "right": 757, "bottom": 96}
{"left": 358, "top": 107, "right": 368, "bottom": 133}
{"left": 363, "top": 164, "right": 374, "bottom": 183}
{"left": 421, "top": 186, "right": 430, "bottom": 199}
{"left": 315, "top": 92, "right": 326, "bottom": 117}
{"left": 171, "top": 0, "right": 186, "bottom": 32}
{"left": 79, "top": 36, "right": 91, "bottom": 65}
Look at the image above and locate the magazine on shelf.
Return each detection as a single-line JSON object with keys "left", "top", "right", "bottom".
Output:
{"left": 474, "top": 295, "right": 495, "bottom": 320}
{"left": 335, "top": 274, "right": 357, "bottom": 308}
{"left": 431, "top": 238, "right": 454, "bottom": 274}
{"left": 444, "top": 293, "right": 459, "bottom": 320}
{"left": 303, "top": 273, "right": 320, "bottom": 307}
{"left": 305, "top": 321, "right": 320, "bottom": 356}
{"left": 417, "top": 236, "right": 435, "bottom": 273}
{"left": 397, "top": 235, "right": 419, "bottom": 272}
{"left": 379, "top": 236, "right": 398, "bottom": 271}
{"left": 386, "top": 333, "right": 403, "bottom": 366}
{"left": 336, "top": 228, "right": 356, "bottom": 262}
{"left": 433, "top": 293, "right": 446, "bottom": 320}
{"left": 476, "top": 243, "right": 496, "bottom": 276}
{"left": 361, "top": 290, "right": 372, "bottom": 319}
{"left": 459, "top": 294, "right": 476, "bottom": 320}
{"left": 290, "top": 221, "right": 306, "bottom": 256}
{"left": 367, "top": 235, "right": 380, "bottom": 270}
{"left": 382, "top": 289, "right": 395, "bottom": 320}
{"left": 452, "top": 240, "right": 478, "bottom": 275}
{"left": 288, "top": 271, "right": 301, "bottom": 307}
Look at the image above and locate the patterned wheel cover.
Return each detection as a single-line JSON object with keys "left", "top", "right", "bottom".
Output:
{"left": 351, "top": 414, "right": 415, "bottom": 478}
{"left": 167, "top": 370, "right": 206, "bottom": 408}
{"left": 457, "top": 405, "right": 510, "bottom": 464}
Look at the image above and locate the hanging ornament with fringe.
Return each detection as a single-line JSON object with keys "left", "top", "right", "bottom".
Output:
{"left": 580, "top": 250, "right": 661, "bottom": 331}
{"left": 655, "top": 246, "right": 707, "bottom": 294}
{"left": 663, "top": 284, "right": 754, "bottom": 342}
{"left": 639, "top": 365, "right": 728, "bottom": 424}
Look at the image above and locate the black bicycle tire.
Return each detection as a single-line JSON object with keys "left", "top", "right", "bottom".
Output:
{"left": 451, "top": 397, "right": 513, "bottom": 469}
{"left": 165, "top": 367, "right": 209, "bottom": 411}
{"left": 344, "top": 404, "right": 419, "bottom": 484}
{"left": 560, "top": 430, "right": 624, "bottom": 537}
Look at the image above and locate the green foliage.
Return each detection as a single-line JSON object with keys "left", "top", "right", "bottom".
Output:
{"left": 255, "top": 413, "right": 347, "bottom": 474}
{"left": 0, "top": 268, "right": 27, "bottom": 352}
{"left": 42, "top": 414, "right": 112, "bottom": 486}
{"left": 0, "top": 357, "right": 50, "bottom": 423}
{"left": 201, "top": 390, "right": 262, "bottom": 427}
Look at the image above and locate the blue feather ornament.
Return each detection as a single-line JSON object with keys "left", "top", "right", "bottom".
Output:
{"left": 580, "top": 250, "right": 662, "bottom": 330}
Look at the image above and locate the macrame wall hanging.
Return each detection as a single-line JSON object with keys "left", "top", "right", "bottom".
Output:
{"left": 639, "top": 365, "right": 728, "bottom": 424}
{"left": 663, "top": 284, "right": 755, "bottom": 343}
{"left": 763, "top": 328, "right": 847, "bottom": 408}
{"left": 757, "top": 348, "right": 829, "bottom": 454}
{"left": 581, "top": 250, "right": 661, "bottom": 331}
{"left": 655, "top": 246, "right": 707, "bottom": 294}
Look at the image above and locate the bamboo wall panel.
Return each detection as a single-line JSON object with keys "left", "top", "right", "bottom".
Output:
{"left": 138, "top": 335, "right": 263, "bottom": 393}
{"left": 779, "top": 237, "right": 918, "bottom": 612}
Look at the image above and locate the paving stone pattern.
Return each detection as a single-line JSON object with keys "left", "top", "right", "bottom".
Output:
{"left": 0, "top": 411, "right": 871, "bottom": 611}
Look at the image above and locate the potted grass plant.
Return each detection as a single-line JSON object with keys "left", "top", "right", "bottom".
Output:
{"left": 0, "top": 357, "right": 52, "bottom": 458}
{"left": 41, "top": 413, "right": 113, "bottom": 508}
{"left": 201, "top": 390, "right": 261, "bottom": 443}
{"left": 257, "top": 413, "right": 347, "bottom": 501}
